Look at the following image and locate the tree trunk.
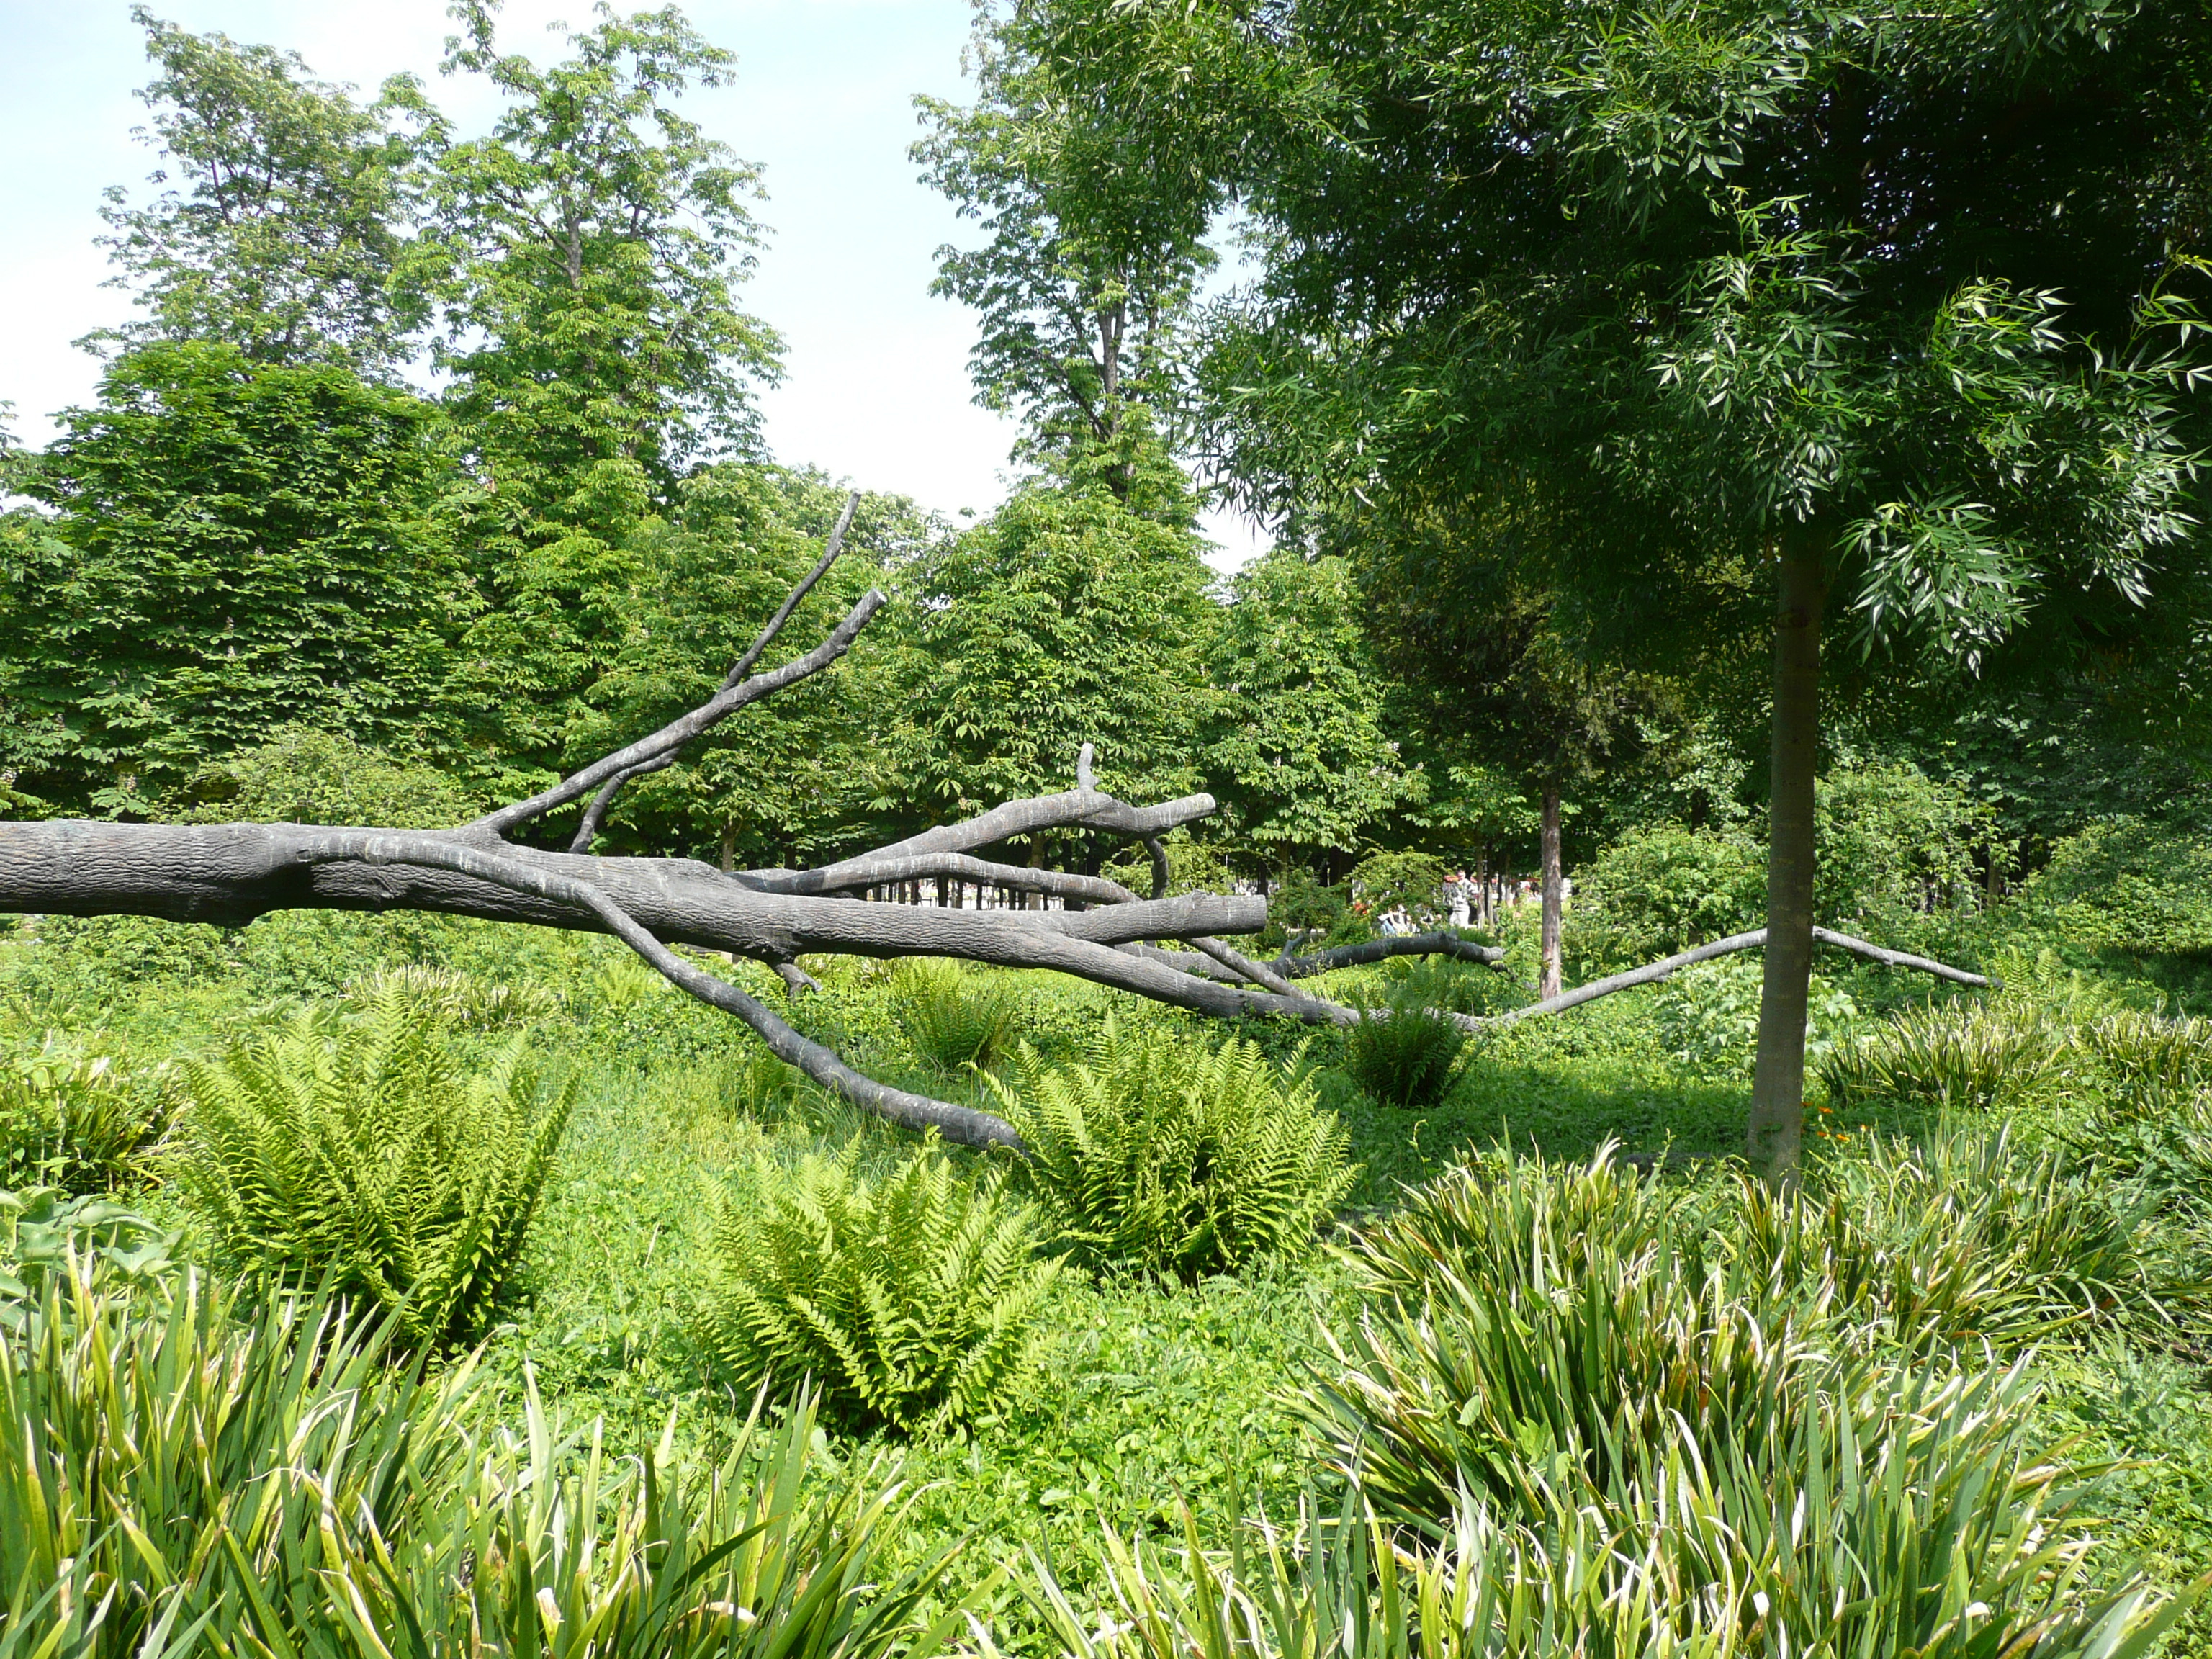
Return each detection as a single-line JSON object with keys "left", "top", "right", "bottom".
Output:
{"left": 719, "top": 820, "right": 737, "bottom": 874}
{"left": 1746, "top": 529, "right": 1830, "bottom": 1180}
{"left": 1539, "top": 787, "right": 1564, "bottom": 1000}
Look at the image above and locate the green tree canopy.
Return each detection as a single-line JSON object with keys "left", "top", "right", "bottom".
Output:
{"left": 412, "top": 2, "right": 783, "bottom": 772}
{"left": 897, "top": 482, "right": 1216, "bottom": 835}
{"left": 916, "top": 5, "right": 1215, "bottom": 508}
{"left": 1, "top": 342, "right": 468, "bottom": 814}
{"left": 95, "top": 7, "right": 423, "bottom": 372}
{"left": 1201, "top": 549, "right": 1411, "bottom": 869}
{"left": 1024, "top": 0, "right": 2212, "bottom": 1169}
{"left": 569, "top": 466, "right": 935, "bottom": 866}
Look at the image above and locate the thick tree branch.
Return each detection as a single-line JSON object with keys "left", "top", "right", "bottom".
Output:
{"left": 839, "top": 788, "right": 1218, "bottom": 871}
{"left": 288, "top": 831, "right": 1021, "bottom": 1149}
{"left": 1276, "top": 932, "right": 1508, "bottom": 977}
{"left": 1478, "top": 926, "right": 1992, "bottom": 1030}
{"left": 747, "top": 851, "right": 1141, "bottom": 906}
{"left": 721, "top": 492, "right": 859, "bottom": 691}
{"left": 1141, "top": 931, "right": 1508, "bottom": 984}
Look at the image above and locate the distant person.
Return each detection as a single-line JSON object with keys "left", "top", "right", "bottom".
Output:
{"left": 1447, "top": 871, "right": 1471, "bottom": 929}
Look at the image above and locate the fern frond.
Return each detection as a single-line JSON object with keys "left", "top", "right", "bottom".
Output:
{"left": 985, "top": 1017, "right": 1357, "bottom": 1281}
{"left": 699, "top": 1139, "right": 1058, "bottom": 1434}
{"left": 177, "top": 986, "right": 575, "bottom": 1345}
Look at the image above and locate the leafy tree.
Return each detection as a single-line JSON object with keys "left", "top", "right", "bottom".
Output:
{"left": 1028, "top": 0, "right": 2212, "bottom": 1172}
{"left": 0, "top": 343, "right": 468, "bottom": 813}
{"left": 412, "top": 2, "right": 782, "bottom": 770}
{"left": 897, "top": 482, "right": 1215, "bottom": 862}
{"left": 1201, "top": 549, "right": 1412, "bottom": 876}
{"left": 1361, "top": 508, "right": 1647, "bottom": 995}
{"left": 96, "top": 7, "right": 423, "bottom": 372}
{"left": 916, "top": 6, "right": 1213, "bottom": 507}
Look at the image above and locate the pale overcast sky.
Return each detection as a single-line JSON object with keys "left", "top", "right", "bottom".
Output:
{"left": 0, "top": 0, "right": 1265, "bottom": 564}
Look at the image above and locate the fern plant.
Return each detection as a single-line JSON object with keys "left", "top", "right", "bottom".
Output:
{"left": 698, "top": 1139, "right": 1060, "bottom": 1433}
{"left": 986, "top": 1017, "right": 1357, "bottom": 1280}
{"left": 890, "top": 958, "right": 1019, "bottom": 1074}
{"left": 0, "top": 1039, "right": 171, "bottom": 1194}
{"left": 177, "top": 981, "right": 575, "bottom": 1345}
{"left": 342, "top": 963, "right": 564, "bottom": 1029}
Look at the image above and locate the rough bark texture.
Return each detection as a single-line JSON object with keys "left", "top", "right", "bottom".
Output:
{"left": 1747, "top": 532, "right": 1830, "bottom": 1179}
{"left": 1539, "top": 786, "right": 1564, "bottom": 1001}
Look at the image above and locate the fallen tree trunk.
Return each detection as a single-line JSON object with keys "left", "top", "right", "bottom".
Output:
{"left": 1134, "top": 931, "right": 1506, "bottom": 986}
{"left": 0, "top": 496, "right": 1995, "bottom": 1144}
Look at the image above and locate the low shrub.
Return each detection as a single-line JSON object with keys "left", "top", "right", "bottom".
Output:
{"left": 177, "top": 982, "right": 575, "bottom": 1344}
{"left": 698, "top": 1138, "right": 1059, "bottom": 1433}
{"left": 1341, "top": 986, "right": 1466, "bottom": 1110}
{"left": 2010, "top": 817, "right": 2212, "bottom": 955}
{"left": 1820, "top": 997, "right": 2059, "bottom": 1113}
{"left": 1651, "top": 956, "right": 1858, "bottom": 1074}
{"left": 986, "top": 1017, "right": 1357, "bottom": 1279}
{"left": 1570, "top": 823, "right": 1766, "bottom": 969}
{"left": 0, "top": 1038, "right": 171, "bottom": 1193}
{"left": 890, "top": 958, "right": 1019, "bottom": 1073}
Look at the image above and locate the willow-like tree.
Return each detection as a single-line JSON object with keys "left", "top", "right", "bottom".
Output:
{"left": 1025, "top": 0, "right": 2211, "bottom": 1174}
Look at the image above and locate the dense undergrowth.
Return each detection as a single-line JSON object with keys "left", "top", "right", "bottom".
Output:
{"left": 4, "top": 830, "right": 2212, "bottom": 1654}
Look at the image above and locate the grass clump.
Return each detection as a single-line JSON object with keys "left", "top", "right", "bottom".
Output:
{"left": 2080, "top": 1006, "right": 2212, "bottom": 1117}
{"left": 1341, "top": 981, "right": 1467, "bottom": 1110}
{"left": 698, "top": 1138, "right": 1059, "bottom": 1434}
{"left": 0, "top": 1039, "right": 171, "bottom": 1194}
{"left": 1056, "top": 1371, "right": 2190, "bottom": 1659}
{"left": 0, "top": 1273, "right": 467, "bottom": 1659}
{"left": 1302, "top": 1149, "right": 1807, "bottom": 1527}
{"left": 1820, "top": 997, "right": 2059, "bottom": 1113}
{"left": 1748, "top": 1121, "right": 2198, "bottom": 1348}
{"left": 176, "top": 981, "right": 575, "bottom": 1345}
{"left": 1, "top": 1272, "right": 966, "bottom": 1659}
{"left": 987, "top": 1017, "right": 1357, "bottom": 1280}
{"left": 343, "top": 1383, "right": 966, "bottom": 1659}
{"left": 890, "top": 958, "right": 1020, "bottom": 1074}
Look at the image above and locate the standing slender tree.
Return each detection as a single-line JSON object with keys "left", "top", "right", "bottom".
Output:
{"left": 1025, "top": 0, "right": 2211, "bottom": 1173}
{"left": 411, "top": 2, "right": 782, "bottom": 774}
